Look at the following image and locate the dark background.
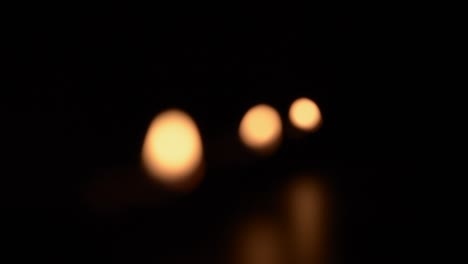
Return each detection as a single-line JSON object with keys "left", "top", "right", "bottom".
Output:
{"left": 2, "top": 6, "right": 418, "bottom": 263}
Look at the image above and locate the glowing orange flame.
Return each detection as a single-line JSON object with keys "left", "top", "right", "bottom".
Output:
{"left": 239, "top": 104, "right": 282, "bottom": 155}
{"left": 289, "top": 97, "right": 322, "bottom": 132}
{"left": 142, "top": 109, "right": 203, "bottom": 190}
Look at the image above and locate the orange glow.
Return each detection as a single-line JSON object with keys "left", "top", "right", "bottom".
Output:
{"left": 284, "top": 176, "right": 328, "bottom": 263}
{"left": 289, "top": 97, "right": 322, "bottom": 131}
{"left": 142, "top": 109, "right": 203, "bottom": 189}
{"left": 231, "top": 217, "right": 285, "bottom": 264}
{"left": 239, "top": 104, "right": 282, "bottom": 154}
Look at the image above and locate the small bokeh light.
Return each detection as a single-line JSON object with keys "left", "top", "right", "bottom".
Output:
{"left": 142, "top": 109, "right": 204, "bottom": 191}
{"left": 239, "top": 104, "right": 282, "bottom": 155}
{"left": 288, "top": 97, "right": 322, "bottom": 132}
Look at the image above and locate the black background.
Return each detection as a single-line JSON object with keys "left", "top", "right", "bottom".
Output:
{"left": 2, "top": 5, "right": 419, "bottom": 263}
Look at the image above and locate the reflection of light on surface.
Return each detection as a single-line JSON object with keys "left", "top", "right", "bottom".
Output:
{"left": 142, "top": 109, "right": 203, "bottom": 189}
{"left": 239, "top": 104, "right": 282, "bottom": 154}
{"left": 232, "top": 217, "right": 284, "bottom": 264}
{"left": 284, "top": 176, "right": 328, "bottom": 264}
{"left": 289, "top": 97, "right": 322, "bottom": 131}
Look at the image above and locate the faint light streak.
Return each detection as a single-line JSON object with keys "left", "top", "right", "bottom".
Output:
{"left": 231, "top": 216, "right": 285, "bottom": 264}
{"left": 283, "top": 176, "right": 329, "bottom": 263}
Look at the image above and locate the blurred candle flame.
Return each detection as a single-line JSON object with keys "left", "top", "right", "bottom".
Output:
{"left": 239, "top": 104, "right": 282, "bottom": 155}
{"left": 289, "top": 97, "right": 322, "bottom": 132}
{"left": 142, "top": 109, "right": 204, "bottom": 190}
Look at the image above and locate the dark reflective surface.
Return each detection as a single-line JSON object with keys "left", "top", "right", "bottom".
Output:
{"left": 3, "top": 7, "right": 416, "bottom": 263}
